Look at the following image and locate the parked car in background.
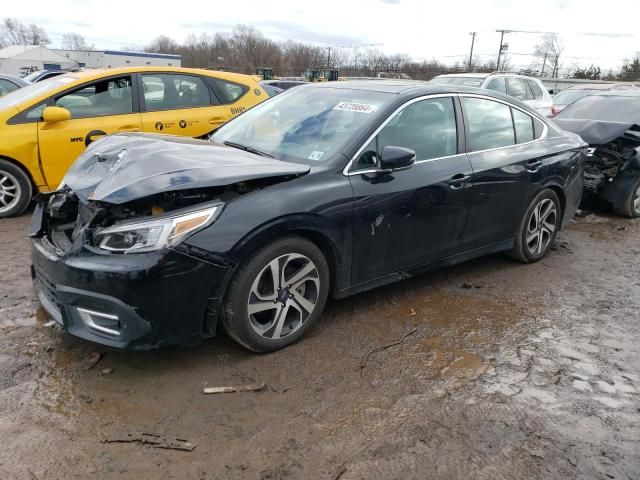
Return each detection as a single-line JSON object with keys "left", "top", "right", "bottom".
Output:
{"left": 260, "top": 79, "right": 307, "bottom": 90}
{"left": 22, "top": 69, "right": 70, "bottom": 83}
{"left": 431, "top": 72, "right": 553, "bottom": 116}
{"left": 553, "top": 90, "right": 640, "bottom": 217}
{"left": 0, "top": 73, "right": 30, "bottom": 96}
{"left": 0, "top": 67, "right": 267, "bottom": 217}
{"left": 29, "top": 81, "right": 585, "bottom": 352}
{"left": 551, "top": 83, "right": 636, "bottom": 116}
{"left": 259, "top": 81, "right": 285, "bottom": 97}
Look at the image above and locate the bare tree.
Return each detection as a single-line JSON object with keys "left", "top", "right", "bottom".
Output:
{"left": 62, "top": 32, "right": 89, "bottom": 50}
{"left": 618, "top": 54, "right": 640, "bottom": 81}
{"left": 535, "top": 34, "right": 563, "bottom": 78}
{"left": 145, "top": 35, "right": 181, "bottom": 54}
{"left": 0, "top": 18, "right": 50, "bottom": 46}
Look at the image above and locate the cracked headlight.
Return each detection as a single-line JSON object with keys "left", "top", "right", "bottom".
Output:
{"left": 95, "top": 205, "right": 222, "bottom": 254}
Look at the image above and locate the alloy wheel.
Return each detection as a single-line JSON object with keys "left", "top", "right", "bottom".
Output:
{"left": 0, "top": 171, "right": 21, "bottom": 215}
{"left": 526, "top": 198, "right": 557, "bottom": 255}
{"left": 634, "top": 184, "right": 640, "bottom": 215}
{"left": 247, "top": 253, "right": 320, "bottom": 340}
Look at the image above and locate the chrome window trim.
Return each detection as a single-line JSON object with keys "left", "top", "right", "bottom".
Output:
{"left": 344, "top": 92, "right": 549, "bottom": 176}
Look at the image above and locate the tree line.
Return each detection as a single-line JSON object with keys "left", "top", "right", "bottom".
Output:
{"left": 1, "top": 17, "right": 638, "bottom": 81}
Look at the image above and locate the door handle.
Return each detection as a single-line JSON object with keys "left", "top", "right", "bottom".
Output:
{"left": 526, "top": 159, "right": 543, "bottom": 172}
{"left": 209, "top": 117, "right": 225, "bottom": 124}
{"left": 448, "top": 173, "right": 470, "bottom": 189}
{"left": 118, "top": 126, "right": 141, "bottom": 132}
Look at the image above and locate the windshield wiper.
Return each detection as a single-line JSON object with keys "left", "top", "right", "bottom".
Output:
{"left": 223, "top": 141, "right": 274, "bottom": 158}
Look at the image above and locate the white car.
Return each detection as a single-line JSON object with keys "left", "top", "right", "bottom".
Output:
{"left": 431, "top": 73, "right": 553, "bottom": 117}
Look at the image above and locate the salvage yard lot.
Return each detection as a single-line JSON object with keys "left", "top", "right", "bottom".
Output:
{"left": 1, "top": 209, "right": 639, "bottom": 479}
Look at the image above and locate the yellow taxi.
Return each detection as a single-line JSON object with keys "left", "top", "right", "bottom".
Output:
{"left": 0, "top": 67, "right": 268, "bottom": 217}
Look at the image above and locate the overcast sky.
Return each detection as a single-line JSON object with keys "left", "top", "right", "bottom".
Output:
{"left": 4, "top": 0, "right": 639, "bottom": 71}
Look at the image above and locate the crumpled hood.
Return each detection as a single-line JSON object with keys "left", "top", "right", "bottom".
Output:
{"left": 552, "top": 119, "right": 640, "bottom": 145}
{"left": 63, "top": 133, "right": 310, "bottom": 204}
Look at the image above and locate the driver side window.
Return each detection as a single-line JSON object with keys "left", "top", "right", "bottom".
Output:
{"left": 353, "top": 97, "right": 457, "bottom": 171}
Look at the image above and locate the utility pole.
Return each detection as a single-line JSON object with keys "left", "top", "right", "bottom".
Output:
{"left": 495, "top": 29, "right": 510, "bottom": 71}
{"left": 326, "top": 47, "right": 331, "bottom": 68}
{"left": 468, "top": 32, "right": 477, "bottom": 71}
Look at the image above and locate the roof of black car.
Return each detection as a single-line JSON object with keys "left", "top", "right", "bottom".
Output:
{"left": 590, "top": 89, "right": 640, "bottom": 97}
{"left": 311, "top": 79, "right": 487, "bottom": 95}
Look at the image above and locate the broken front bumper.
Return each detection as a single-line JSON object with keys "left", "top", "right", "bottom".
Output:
{"left": 31, "top": 236, "right": 232, "bottom": 350}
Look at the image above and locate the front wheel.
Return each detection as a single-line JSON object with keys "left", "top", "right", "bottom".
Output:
{"left": 510, "top": 189, "right": 561, "bottom": 263}
{"left": 221, "top": 236, "right": 330, "bottom": 352}
{"left": 0, "top": 160, "right": 32, "bottom": 218}
{"left": 612, "top": 176, "right": 640, "bottom": 218}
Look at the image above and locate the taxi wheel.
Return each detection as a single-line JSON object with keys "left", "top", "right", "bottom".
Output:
{"left": 0, "top": 160, "right": 32, "bottom": 218}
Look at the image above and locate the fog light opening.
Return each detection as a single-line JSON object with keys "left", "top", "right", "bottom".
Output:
{"left": 77, "top": 307, "right": 121, "bottom": 336}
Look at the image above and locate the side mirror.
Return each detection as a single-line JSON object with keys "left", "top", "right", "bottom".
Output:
{"left": 380, "top": 146, "right": 416, "bottom": 172}
{"left": 42, "top": 106, "right": 71, "bottom": 123}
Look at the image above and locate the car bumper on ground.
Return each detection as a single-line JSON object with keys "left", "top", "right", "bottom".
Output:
{"left": 31, "top": 238, "right": 232, "bottom": 350}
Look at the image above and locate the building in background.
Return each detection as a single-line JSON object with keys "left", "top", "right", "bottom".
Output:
{"left": 0, "top": 45, "right": 77, "bottom": 76}
{"left": 0, "top": 45, "right": 181, "bottom": 77}
{"left": 55, "top": 49, "right": 181, "bottom": 69}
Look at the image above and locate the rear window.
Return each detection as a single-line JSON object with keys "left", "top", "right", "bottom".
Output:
{"left": 552, "top": 89, "right": 593, "bottom": 106}
{"left": 555, "top": 95, "right": 640, "bottom": 123}
{"left": 205, "top": 77, "right": 249, "bottom": 104}
{"left": 526, "top": 80, "right": 544, "bottom": 100}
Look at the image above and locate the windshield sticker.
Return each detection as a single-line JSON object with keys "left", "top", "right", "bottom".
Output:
{"left": 308, "top": 151, "right": 325, "bottom": 161}
{"left": 333, "top": 102, "right": 380, "bottom": 114}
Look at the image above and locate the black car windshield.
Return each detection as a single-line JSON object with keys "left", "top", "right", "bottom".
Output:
{"left": 432, "top": 76, "right": 484, "bottom": 87}
{"left": 212, "top": 86, "right": 394, "bottom": 163}
{"left": 553, "top": 89, "right": 593, "bottom": 106}
{"left": 556, "top": 95, "right": 640, "bottom": 123}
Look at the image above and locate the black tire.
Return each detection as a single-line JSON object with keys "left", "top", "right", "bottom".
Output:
{"left": 510, "top": 188, "right": 561, "bottom": 263}
{"left": 0, "top": 160, "right": 32, "bottom": 218}
{"left": 221, "top": 236, "right": 330, "bottom": 352}
{"left": 612, "top": 176, "right": 640, "bottom": 218}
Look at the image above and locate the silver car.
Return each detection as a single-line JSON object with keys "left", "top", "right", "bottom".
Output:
{"left": 431, "top": 72, "right": 553, "bottom": 117}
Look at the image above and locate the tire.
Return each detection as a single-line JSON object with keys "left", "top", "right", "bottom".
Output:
{"left": 510, "top": 188, "right": 561, "bottom": 263}
{"left": 0, "top": 160, "right": 32, "bottom": 218}
{"left": 612, "top": 176, "right": 640, "bottom": 218}
{"left": 221, "top": 236, "right": 330, "bottom": 352}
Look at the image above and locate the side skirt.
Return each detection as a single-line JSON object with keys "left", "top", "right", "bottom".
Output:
{"left": 334, "top": 239, "right": 514, "bottom": 299}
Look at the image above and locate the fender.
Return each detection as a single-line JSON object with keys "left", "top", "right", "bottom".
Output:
{"left": 599, "top": 172, "right": 640, "bottom": 210}
{"left": 230, "top": 212, "right": 350, "bottom": 294}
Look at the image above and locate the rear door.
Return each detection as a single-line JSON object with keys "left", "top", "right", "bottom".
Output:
{"left": 348, "top": 96, "right": 473, "bottom": 283}
{"left": 459, "top": 95, "right": 549, "bottom": 250}
{"left": 139, "top": 72, "right": 231, "bottom": 137}
{"left": 37, "top": 74, "right": 142, "bottom": 189}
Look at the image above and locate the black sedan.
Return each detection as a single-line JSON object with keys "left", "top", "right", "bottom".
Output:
{"left": 553, "top": 90, "right": 640, "bottom": 217}
{"left": 29, "top": 81, "right": 586, "bottom": 352}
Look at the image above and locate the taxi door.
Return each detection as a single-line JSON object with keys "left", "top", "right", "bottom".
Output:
{"left": 138, "top": 73, "right": 231, "bottom": 138}
{"left": 37, "top": 75, "right": 141, "bottom": 189}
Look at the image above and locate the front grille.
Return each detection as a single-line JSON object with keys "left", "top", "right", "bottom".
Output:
{"left": 33, "top": 266, "right": 62, "bottom": 318}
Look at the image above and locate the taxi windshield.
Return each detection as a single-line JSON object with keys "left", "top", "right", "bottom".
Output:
{"left": 0, "top": 75, "right": 77, "bottom": 111}
{"left": 212, "top": 86, "right": 394, "bottom": 163}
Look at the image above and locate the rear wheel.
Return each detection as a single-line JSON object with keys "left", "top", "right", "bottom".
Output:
{"left": 221, "top": 236, "right": 330, "bottom": 352}
{"left": 612, "top": 176, "right": 640, "bottom": 218}
{"left": 510, "top": 189, "right": 561, "bottom": 263}
{"left": 0, "top": 160, "right": 32, "bottom": 218}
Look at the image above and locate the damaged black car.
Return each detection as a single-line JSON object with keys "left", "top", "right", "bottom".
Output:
{"left": 553, "top": 90, "right": 640, "bottom": 217}
{"left": 30, "top": 82, "right": 586, "bottom": 352}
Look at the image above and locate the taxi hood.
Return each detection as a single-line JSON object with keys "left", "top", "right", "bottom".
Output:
{"left": 63, "top": 133, "right": 310, "bottom": 204}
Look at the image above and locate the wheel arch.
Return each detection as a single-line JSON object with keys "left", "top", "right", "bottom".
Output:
{"left": 540, "top": 180, "right": 567, "bottom": 224}
{"left": 229, "top": 214, "right": 349, "bottom": 297}
{"left": 0, "top": 154, "right": 38, "bottom": 190}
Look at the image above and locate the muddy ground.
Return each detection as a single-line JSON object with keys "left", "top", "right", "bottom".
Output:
{"left": 0, "top": 208, "right": 639, "bottom": 480}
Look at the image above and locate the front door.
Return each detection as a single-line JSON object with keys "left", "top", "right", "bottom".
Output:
{"left": 459, "top": 95, "right": 549, "bottom": 250}
{"left": 37, "top": 75, "right": 141, "bottom": 189}
{"left": 348, "top": 96, "right": 473, "bottom": 284}
{"left": 139, "top": 73, "right": 231, "bottom": 138}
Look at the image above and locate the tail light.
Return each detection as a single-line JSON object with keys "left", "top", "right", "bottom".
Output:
{"left": 551, "top": 106, "right": 561, "bottom": 117}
